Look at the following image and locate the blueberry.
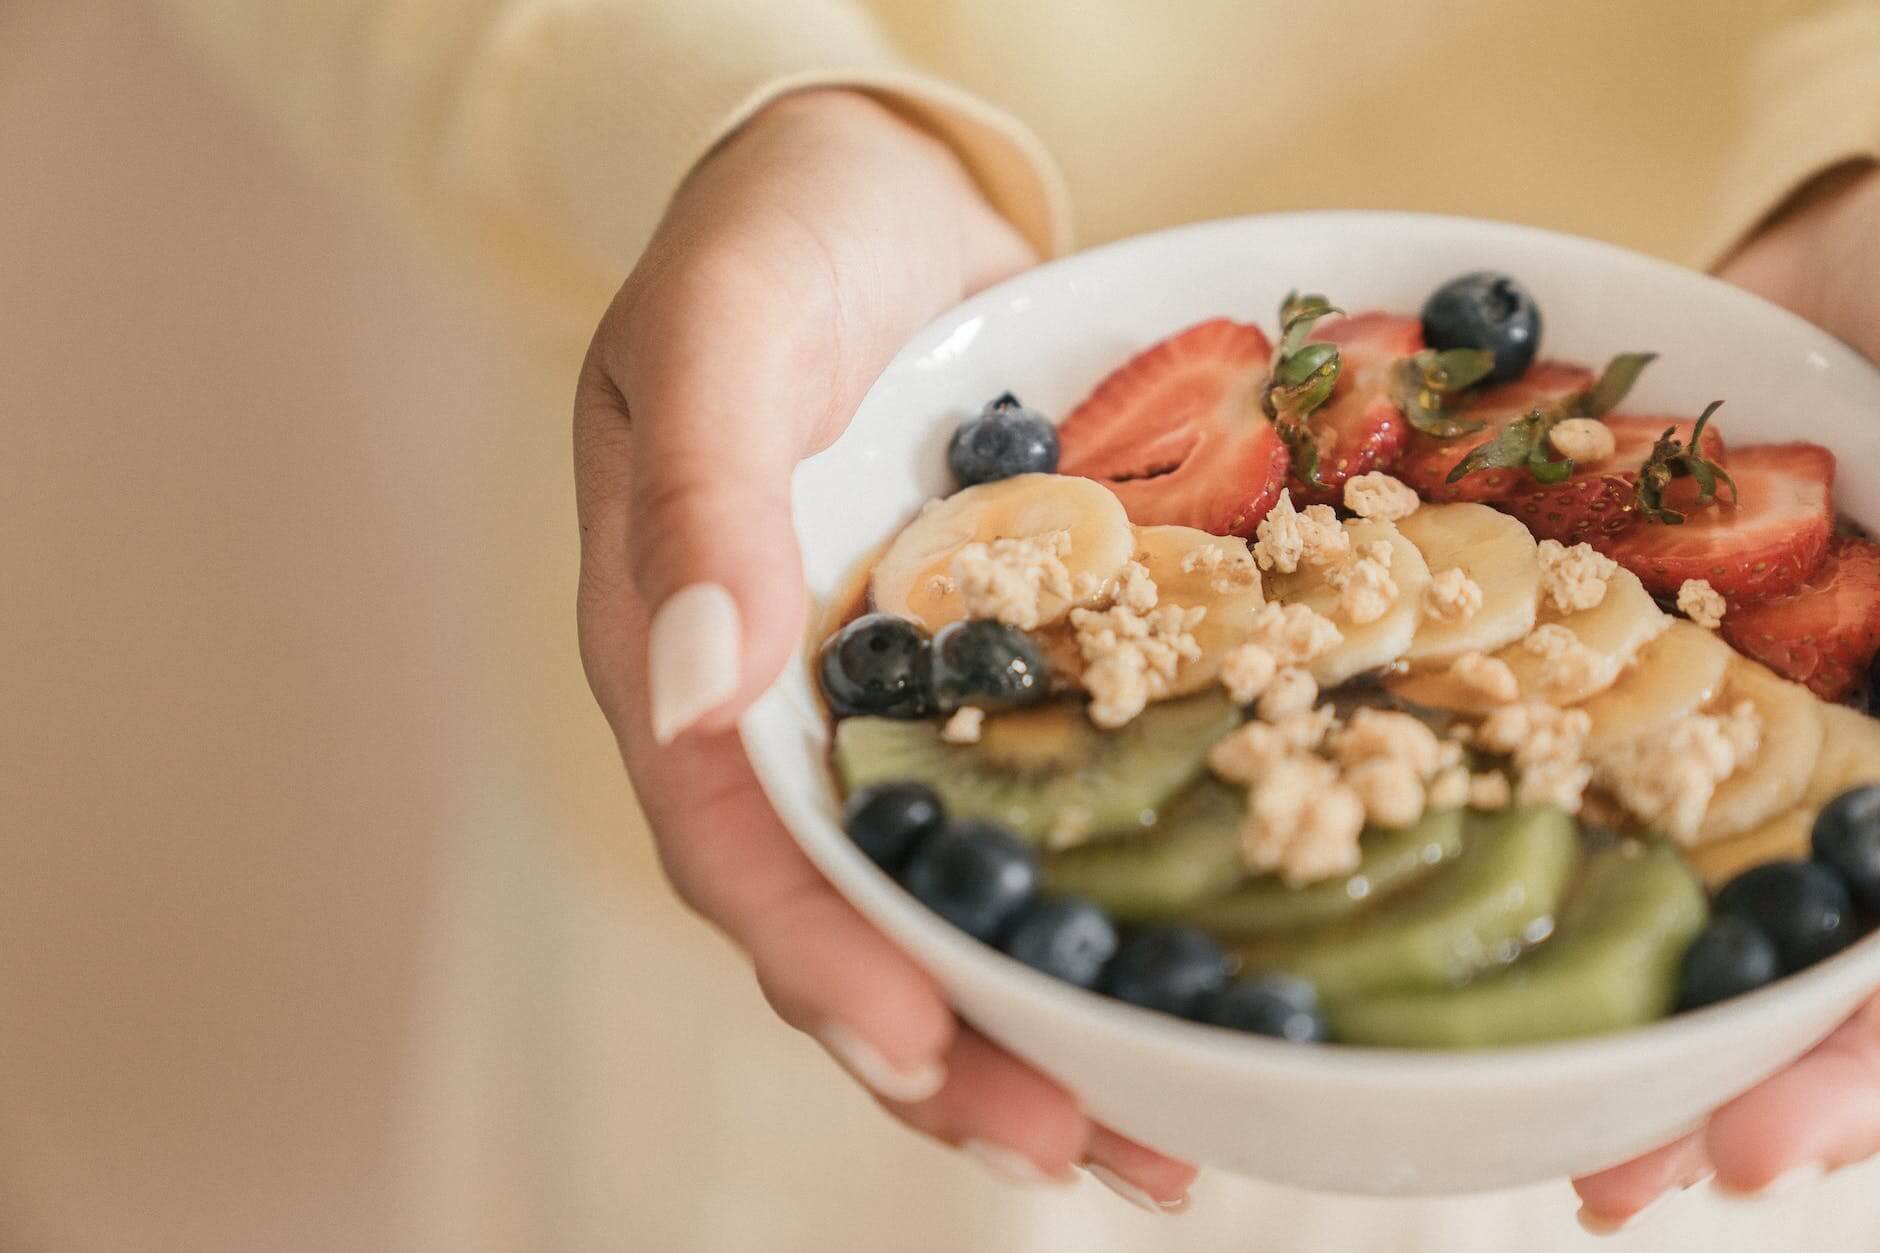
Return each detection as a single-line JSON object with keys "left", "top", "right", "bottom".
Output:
{"left": 1813, "top": 785, "right": 1880, "bottom": 913}
{"left": 819, "top": 613, "right": 934, "bottom": 718}
{"left": 1714, "top": 861, "right": 1857, "bottom": 974}
{"left": 843, "top": 782, "right": 944, "bottom": 872}
{"left": 900, "top": 820, "right": 1040, "bottom": 942}
{"left": 1001, "top": 895, "right": 1119, "bottom": 988}
{"left": 1203, "top": 974, "right": 1327, "bottom": 1042}
{"left": 1677, "top": 916, "right": 1783, "bottom": 1011}
{"left": 1420, "top": 272, "right": 1542, "bottom": 385}
{"left": 1103, "top": 925, "right": 1231, "bottom": 1018}
{"left": 1865, "top": 651, "right": 1880, "bottom": 716}
{"left": 948, "top": 393, "right": 1060, "bottom": 487}
{"left": 929, "top": 619, "right": 1051, "bottom": 713}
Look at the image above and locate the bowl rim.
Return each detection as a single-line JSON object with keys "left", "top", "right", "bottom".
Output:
{"left": 744, "top": 208, "right": 1880, "bottom": 1082}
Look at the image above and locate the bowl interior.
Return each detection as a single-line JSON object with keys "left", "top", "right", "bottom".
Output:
{"left": 742, "top": 212, "right": 1880, "bottom": 1129}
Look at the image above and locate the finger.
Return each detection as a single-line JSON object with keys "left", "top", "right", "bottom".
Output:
{"left": 882, "top": 1027, "right": 1090, "bottom": 1184}
{"left": 638, "top": 714, "right": 960, "bottom": 1101}
{"left": 1572, "top": 1131, "right": 1711, "bottom": 1231}
{"left": 1707, "top": 993, "right": 1880, "bottom": 1193}
{"left": 1083, "top": 1125, "right": 1199, "bottom": 1213}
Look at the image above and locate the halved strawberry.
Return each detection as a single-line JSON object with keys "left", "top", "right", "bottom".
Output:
{"left": 1057, "top": 318, "right": 1288, "bottom": 537}
{"left": 1394, "top": 362, "right": 1594, "bottom": 502}
{"left": 1498, "top": 415, "right": 1728, "bottom": 545}
{"left": 1287, "top": 313, "right": 1424, "bottom": 506}
{"left": 1595, "top": 442, "right": 1835, "bottom": 600}
{"left": 1723, "top": 535, "right": 1880, "bottom": 701}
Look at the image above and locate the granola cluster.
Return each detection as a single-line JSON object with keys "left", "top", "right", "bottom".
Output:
{"left": 951, "top": 530, "right": 1074, "bottom": 630}
{"left": 1425, "top": 567, "right": 1484, "bottom": 624}
{"left": 1677, "top": 578, "right": 1727, "bottom": 631}
{"left": 1594, "top": 701, "right": 1762, "bottom": 843}
{"left": 1254, "top": 490, "right": 1350, "bottom": 574}
{"left": 1072, "top": 598, "right": 1207, "bottom": 729}
{"left": 1536, "top": 539, "right": 1618, "bottom": 614}
{"left": 1343, "top": 471, "right": 1421, "bottom": 522}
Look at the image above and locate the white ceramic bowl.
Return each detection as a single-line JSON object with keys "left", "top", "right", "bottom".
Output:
{"left": 741, "top": 211, "right": 1880, "bottom": 1195}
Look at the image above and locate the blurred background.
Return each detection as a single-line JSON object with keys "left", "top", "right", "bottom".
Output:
{"left": 4, "top": 1, "right": 1877, "bottom": 1249}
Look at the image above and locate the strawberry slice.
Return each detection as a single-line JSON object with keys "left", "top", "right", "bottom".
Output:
{"left": 1057, "top": 318, "right": 1288, "bottom": 537}
{"left": 1395, "top": 362, "right": 1594, "bottom": 502}
{"left": 1595, "top": 442, "right": 1835, "bottom": 600}
{"left": 1499, "top": 415, "right": 1728, "bottom": 545}
{"left": 1287, "top": 313, "right": 1424, "bottom": 507}
{"left": 1723, "top": 535, "right": 1880, "bottom": 701}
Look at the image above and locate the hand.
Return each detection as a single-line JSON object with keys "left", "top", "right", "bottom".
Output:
{"left": 574, "top": 89, "right": 1195, "bottom": 1209}
{"left": 1574, "top": 163, "right": 1880, "bottom": 1233}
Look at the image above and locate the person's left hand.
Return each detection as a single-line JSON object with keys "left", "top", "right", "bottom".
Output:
{"left": 1573, "top": 163, "right": 1880, "bottom": 1234}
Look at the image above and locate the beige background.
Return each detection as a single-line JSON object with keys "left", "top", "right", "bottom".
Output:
{"left": 4, "top": 1, "right": 1878, "bottom": 1249}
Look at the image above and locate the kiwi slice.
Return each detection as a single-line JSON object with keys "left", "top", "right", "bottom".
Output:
{"left": 1233, "top": 807, "right": 1580, "bottom": 1002}
{"left": 832, "top": 691, "right": 1240, "bottom": 846}
{"left": 1331, "top": 842, "right": 1707, "bottom": 1048}
{"left": 1189, "top": 807, "right": 1466, "bottom": 938}
{"left": 1042, "top": 780, "right": 1248, "bottom": 919}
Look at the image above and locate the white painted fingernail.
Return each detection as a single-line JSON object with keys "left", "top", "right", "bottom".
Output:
{"left": 648, "top": 583, "right": 742, "bottom": 745}
{"left": 1719, "top": 1162, "right": 1827, "bottom": 1201}
{"left": 963, "top": 1140, "right": 1070, "bottom": 1187}
{"left": 816, "top": 1023, "right": 945, "bottom": 1104}
{"left": 1084, "top": 1163, "right": 1189, "bottom": 1214}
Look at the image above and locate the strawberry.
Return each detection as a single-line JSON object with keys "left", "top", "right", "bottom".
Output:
{"left": 1394, "top": 362, "right": 1595, "bottom": 501}
{"left": 1498, "top": 415, "right": 1728, "bottom": 545}
{"left": 1595, "top": 442, "right": 1835, "bottom": 600}
{"left": 1287, "top": 313, "right": 1424, "bottom": 506}
{"left": 1723, "top": 535, "right": 1880, "bottom": 701}
{"left": 1056, "top": 318, "right": 1288, "bottom": 537}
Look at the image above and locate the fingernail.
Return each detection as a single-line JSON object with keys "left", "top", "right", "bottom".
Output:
{"left": 1718, "top": 1162, "right": 1826, "bottom": 1201}
{"left": 1575, "top": 1174, "right": 1709, "bottom": 1237}
{"left": 962, "top": 1139, "right": 1072, "bottom": 1188}
{"left": 648, "top": 582, "right": 741, "bottom": 745}
{"left": 1083, "top": 1163, "right": 1190, "bottom": 1215}
{"left": 815, "top": 1022, "right": 945, "bottom": 1104}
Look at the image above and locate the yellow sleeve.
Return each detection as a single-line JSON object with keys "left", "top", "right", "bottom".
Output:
{"left": 1698, "top": 2, "right": 1880, "bottom": 267}
{"left": 160, "top": 0, "right": 1068, "bottom": 339}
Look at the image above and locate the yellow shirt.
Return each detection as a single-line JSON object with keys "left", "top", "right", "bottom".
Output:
{"left": 166, "top": 0, "right": 1880, "bottom": 358}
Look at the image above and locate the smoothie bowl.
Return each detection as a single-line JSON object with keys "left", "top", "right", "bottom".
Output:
{"left": 739, "top": 212, "right": 1880, "bottom": 1194}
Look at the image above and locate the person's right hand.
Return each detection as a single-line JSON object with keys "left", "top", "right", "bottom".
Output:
{"left": 574, "top": 88, "right": 1197, "bottom": 1212}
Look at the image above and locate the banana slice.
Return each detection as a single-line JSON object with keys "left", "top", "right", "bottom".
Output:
{"left": 871, "top": 474, "right": 1133, "bottom": 632}
{"left": 1689, "top": 702, "right": 1880, "bottom": 884}
{"left": 1130, "top": 525, "right": 1264, "bottom": 696}
{"left": 1579, "top": 622, "right": 1734, "bottom": 756}
{"left": 1267, "top": 517, "right": 1432, "bottom": 687}
{"left": 1696, "top": 660, "right": 1825, "bottom": 843}
{"left": 1389, "top": 565, "right": 1668, "bottom": 712}
{"left": 1395, "top": 503, "right": 1541, "bottom": 669}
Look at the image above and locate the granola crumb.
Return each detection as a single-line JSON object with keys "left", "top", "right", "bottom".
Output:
{"left": 1343, "top": 471, "right": 1422, "bottom": 521}
{"left": 1467, "top": 771, "right": 1513, "bottom": 810}
{"left": 1426, "top": 567, "right": 1484, "bottom": 623}
{"left": 1220, "top": 641, "right": 1279, "bottom": 705}
{"left": 1044, "top": 804, "right": 1095, "bottom": 851}
{"left": 1238, "top": 755, "right": 1366, "bottom": 886}
{"left": 1111, "top": 560, "right": 1159, "bottom": 614}
{"left": 1428, "top": 765, "right": 1470, "bottom": 811}
{"left": 1179, "top": 543, "right": 1260, "bottom": 596}
{"left": 1536, "top": 539, "right": 1618, "bottom": 614}
{"left": 940, "top": 706, "right": 985, "bottom": 745}
{"left": 952, "top": 531, "right": 1075, "bottom": 629}
{"left": 1244, "top": 601, "right": 1344, "bottom": 667}
{"left": 1450, "top": 651, "right": 1520, "bottom": 704}
{"left": 1346, "top": 757, "right": 1428, "bottom": 829}
{"left": 1325, "top": 546, "right": 1399, "bottom": 624}
{"left": 1207, "top": 708, "right": 1337, "bottom": 784}
{"left": 1516, "top": 758, "right": 1593, "bottom": 814}
{"left": 1255, "top": 491, "right": 1350, "bottom": 573}
{"left": 1330, "top": 707, "right": 1445, "bottom": 778}
{"left": 1523, "top": 623, "right": 1619, "bottom": 695}
{"left": 1547, "top": 417, "right": 1618, "bottom": 464}
{"left": 1071, "top": 597, "right": 1205, "bottom": 729}
{"left": 1299, "top": 505, "right": 1353, "bottom": 567}
{"left": 1594, "top": 700, "right": 1763, "bottom": 843}
{"left": 1256, "top": 667, "right": 1320, "bottom": 721}
{"left": 926, "top": 573, "right": 957, "bottom": 599}
{"left": 1677, "top": 578, "right": 1726, "bottom": 631}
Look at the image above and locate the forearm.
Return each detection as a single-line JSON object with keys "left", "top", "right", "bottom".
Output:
{"left": 1721, "top": 163, "right": 1880, "bottom": 360}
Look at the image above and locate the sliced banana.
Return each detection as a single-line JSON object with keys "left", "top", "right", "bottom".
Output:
{"left": 1129, "top": 525, "right": 1264, "bottom": 697}
{"left": 1689, "top": 701, "right": 1880, "bottom": 885}
{"left": 1395, "top": 503, "right": 1540, "bottom": 669}
{"left": 1696, "top": 660, "right": 1826, "bottom": 843}
{"left": 871, "top": 474, "right": 1133, "bottom": 632}
{"left": 1267, "top": 517, "right": 1432, "bottom": 687}
{"left": 1388, "top": 564, "right": 1668, "bottom": 713}
{"left": 1579, "top": 622, "right": 1734, "bottom": 756}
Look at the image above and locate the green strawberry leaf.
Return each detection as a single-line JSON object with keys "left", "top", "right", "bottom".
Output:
{"left": 1277, "top": 292, "right": 1340, "bottom": 357}
{"left": 1394, "top": 349, "right": 1494, "bottom": 438}
{"left": 1632, "top": 400, "right": 1734, "bottom": 525}
{"left": 1580, "top": 352, "right": 1657, "bottom": 418}
{"left": 1445, "top": 410, "right": 1544, "bottom": 484}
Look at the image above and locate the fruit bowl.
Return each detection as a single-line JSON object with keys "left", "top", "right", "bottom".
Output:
{"left": 739, "top": 211, "right": 1880, "bottom": 1194}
